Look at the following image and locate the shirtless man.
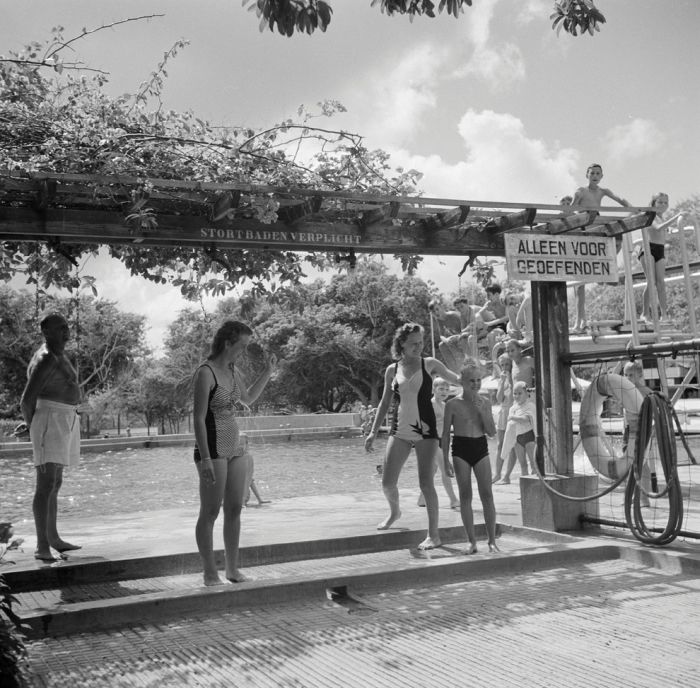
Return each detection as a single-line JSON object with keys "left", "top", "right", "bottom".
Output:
{"left": 20, "top": 313, "right": 82, "bottom": 561}
{"left": 442, "top": 364, "right": 498, "bottom": 554}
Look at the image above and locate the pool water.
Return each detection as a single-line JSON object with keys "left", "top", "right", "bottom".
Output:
{"left": 1, "top": 437, "right": 418, "bottom": 521}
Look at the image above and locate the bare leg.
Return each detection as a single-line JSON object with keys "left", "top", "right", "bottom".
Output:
{"left": 473, "top": 456, "right": 498, "bottom": 549}
{"left": 223, "top": 452, "right": 252, "bottom": 582}
{"left": 575, "top": 284, "right": 586, "bottom": 330}
{"left": 641, "top": 260, "right": 651, "bottom": 319}
{"left": 249, "top": 478, "right": 269, "bottom": 505}
{"left": 500, "top": 448, "right": 518, "bottom": 483}
{"left": 33, "top": 463, "right": 61, "bottom": 559}
{"left": 515, "top": 444, "right": 529, "bottom": 476}
{"left": 416, "top": 439, "right": 441, "bottom": 549}
{"left": 524, "top": 442, "right": 537, "bottom": 473}
{"left": 435, "top": 447, "right": 459, "bottom": 507}
{"left": 452, "top": 456, "right": 476, "bottom": 552}
{"left": 378, "top": 437, "right": 410, "bottom": 529}
{"left": 492, "top": 429, "right": 505, "bottom": 483}
{"left": 655, "top": 258, "right": 667, "bottom": 318}
{"left": 195, "top": 458, "right": 227, "bottom": 586}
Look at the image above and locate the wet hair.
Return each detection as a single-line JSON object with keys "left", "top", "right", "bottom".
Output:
{"left": 498, "top": 353, "right": 511, "bottom": 368}
{"left": 650, "top": 192, "right": 669, "bottom": 207}
{"left": 506, "top": 338, "right": 523, "bottom": 350}
{"left": 40, "top": 312, "right": 67, "bottom": 332}
{"left": 453, "top": 297, "right": 470, "bottom": 307}
{"left": 460, "top": 363, "right": 481, "bottom": 378}
{"left": 586, "top": 163, "right": 603, "bottom": 175}
{"left": 485, "top": 283, "right": 502, "bottom": 295}
{"left": 391, "top": 323, "right": 423, "bottom": 359}
{"left": 208, "top": 320, "right": 253, "bottom": 359}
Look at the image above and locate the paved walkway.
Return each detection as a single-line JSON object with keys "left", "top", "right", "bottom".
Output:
{"left": 5, "top": 479, "right": 700, "bottom": 687}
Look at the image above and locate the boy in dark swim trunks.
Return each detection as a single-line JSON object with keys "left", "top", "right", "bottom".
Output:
{"left": 442, "top": 364, "right": 499, "bottom": 554}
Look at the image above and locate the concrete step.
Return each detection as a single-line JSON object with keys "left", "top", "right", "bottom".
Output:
{"left": 12, "top": 526, "right": 614, "bottom": 638}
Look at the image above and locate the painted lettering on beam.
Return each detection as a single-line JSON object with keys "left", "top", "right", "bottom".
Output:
{"left": 200, "top": 228, "right": 362, "bottom": 245}
{"left": 504, "top": 233, "right": 619, "bottom": 284}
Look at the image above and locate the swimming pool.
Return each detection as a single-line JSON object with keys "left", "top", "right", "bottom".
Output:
{"left": 0, "top": 437, "right": 415, "bottom": 521}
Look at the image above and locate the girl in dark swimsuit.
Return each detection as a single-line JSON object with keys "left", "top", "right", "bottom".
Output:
{"left": 192, "top": 321, "right": 276, "bottom": 586}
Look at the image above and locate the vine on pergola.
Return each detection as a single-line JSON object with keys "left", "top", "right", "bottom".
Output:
{"left": 0, "top": 23, "right": 424, "bottom": 299}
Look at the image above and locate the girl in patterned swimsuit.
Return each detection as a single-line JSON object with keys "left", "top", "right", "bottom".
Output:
{"left": 193, "top": 321, "right": 276, "bottom": 586}
{"left": 364, "top": 323, "right": 460, "bottom": 550}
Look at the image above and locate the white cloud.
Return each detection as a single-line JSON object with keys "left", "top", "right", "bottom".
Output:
{"left": 458, "top": 43, "right": 526, "bottom": 90}
{"left": 359, "top": 43, "right": 448, "bottom": 146}
{"left": 452, "top": 0, "right": 526, "bottom": 90}
{"left": 602, "top": 118, "right": 666, "bottom": 162}
{"left": 388, "top": 109, "right": 579, "bottom": 202}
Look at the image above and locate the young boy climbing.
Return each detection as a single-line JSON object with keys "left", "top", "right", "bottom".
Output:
{"left": 569, "top": 163, "right": 631, "bottom": 333}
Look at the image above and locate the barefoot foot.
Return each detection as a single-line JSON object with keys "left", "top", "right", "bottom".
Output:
{"left": 450, "top": 501, "right": 460, "bottom": 510}
{"left": 464, "top": 543, "right": 478, "bottom": 555}
{"left": 491, "top": 475, "right": 501, "bottom": 484}
{"left": 34, "top": 549, "right": 64, "bottom": 562}
{"left": 497, "top": 478, "right": 510, "bottom": 485}
{"left": 488, "top": 542, "right": 500, "bottom": 553}
{"left": 203, "top": 575, "right": 226, "bottom": 587}
{"left": 49, "top": 540, "right": 81, "bottom": 553}
{"left": 377, "top": 511, "right": 401, "bottom": 530}
{"left": 226, "top": 571, "right": 249, "bottom": 583}
{"left": 417, "top": 536, "right": 442, "bottom": 551}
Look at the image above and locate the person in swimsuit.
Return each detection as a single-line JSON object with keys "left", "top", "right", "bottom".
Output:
{"left": 417, "top": 377, "right": 459, "bottom": 510}
{"left": 442, "top": 364, "right": 498, "bottom": 553}
{"left": 638, "top": 192, "right": 683, "bottom": 324}
{"left": 193, "top": 321, "right": 276, "bottom": 586}
{"left": 364, "top": 323, "right": 460, "bottom": 550}
{"left": 498, "top": 381, "right": 537, "bottom": 484}
{"left": 491, "top": 353, "right": 514, "bottom": 484}
{"left": 20, "top": 313, "right": 83, "bottom": 562}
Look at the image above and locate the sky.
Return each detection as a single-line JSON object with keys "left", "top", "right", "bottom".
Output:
{"left": 3, "top": 0, "right": 698, "bottom": 354}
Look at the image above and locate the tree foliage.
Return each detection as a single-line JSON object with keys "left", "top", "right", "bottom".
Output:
{"left": 0, "top": 24, "right": 423, "bottom": 300}
{"left": 0, "top": 287, "right": 148, "bottom": 416}
{"left": 243, "top": 0, "right": 606, "bottom": 37}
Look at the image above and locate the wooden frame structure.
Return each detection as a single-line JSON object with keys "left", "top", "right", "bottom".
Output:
{"left": 0, "top": 170, "right": 653, "bottom": 258}
{"left": 1, "top": 169, "right": 658, "bottom": 479}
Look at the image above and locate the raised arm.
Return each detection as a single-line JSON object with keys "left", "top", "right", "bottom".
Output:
{"left": 479, "top": 396, "right": 497, "bottom": 437}
{"left": 602, "top": 188, "right": 630, "bottom": 207}
{"left": 238, "top": 354, "right": 276, "bottom": 406}
{"left": 426, "top": 357, "right": 461, "bottom": 385}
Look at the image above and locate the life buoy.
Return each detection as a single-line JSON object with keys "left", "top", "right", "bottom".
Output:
{"left": 579, "top": 373, "right": 645, "bottom": 480}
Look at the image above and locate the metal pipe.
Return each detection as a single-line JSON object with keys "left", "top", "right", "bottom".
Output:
{"left": 562, "top": 337, "right": 700, "bottom": 365}
{"left": 580, "top": 515, "right": 700, "bottom": 540}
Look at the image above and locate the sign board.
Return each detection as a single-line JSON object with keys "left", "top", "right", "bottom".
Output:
{"left": 504, "top": 233, "right": 619, "bottom": 283}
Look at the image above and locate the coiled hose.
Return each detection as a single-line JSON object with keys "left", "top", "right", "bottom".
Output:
{"left": 624, "top": 392, "right": 684, "bottom": 545}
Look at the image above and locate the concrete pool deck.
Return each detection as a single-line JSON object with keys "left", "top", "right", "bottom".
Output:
{"left": 6, "top": 472, "right": 700, "bottom": 570}
{"left": 6, "top": 480, "right": 700, "bottom": 687}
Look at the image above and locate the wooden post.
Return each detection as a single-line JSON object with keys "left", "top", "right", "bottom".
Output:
{"left": 531, "top": 281, "right": 573, "bottom": 476}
